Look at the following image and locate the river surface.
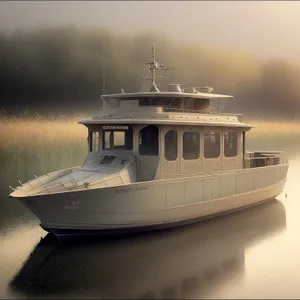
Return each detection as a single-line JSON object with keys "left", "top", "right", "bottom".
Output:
{"left": 1, "top": 126, "right": 300, "bottom": 299}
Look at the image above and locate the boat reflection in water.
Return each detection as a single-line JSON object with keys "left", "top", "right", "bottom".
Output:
{"left": 10, "top": 200, "right": 286, "bottom": 299}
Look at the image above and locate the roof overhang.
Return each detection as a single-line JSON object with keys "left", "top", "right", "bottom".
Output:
{"left": 78, "top": 118, "right": 253, "bottom": 129}
{"left": 101, "top": 92, "right": 233, "bottom": 101}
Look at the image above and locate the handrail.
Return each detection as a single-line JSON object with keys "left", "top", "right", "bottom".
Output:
{"left": 243, "top": 154, "right": 286, "bottom": 168}
{"left": 25, "top": 159, "right": 136, "bottom": 195}
{"left": 89, "top": 108, "right": 243, "bottom": 119}
{"left": 163, "top": 108, "right": 243, "bottom": 119}
{"left": 244, "top": 157, "right": 281, "bottom": 160}
{"left": 163, "top": 107, "right": 212, "bottom": 114}
{"left": 246, "top": 151, "right": 284, "bottom": 155}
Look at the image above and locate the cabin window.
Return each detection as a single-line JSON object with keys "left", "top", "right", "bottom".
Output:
{"left": 102, "top": 125, "right": 133, "bottom": 150}
{"left": 224, "top": 131, "right": 238, "bottom": 157}
{"left": 204, "top": 131, "right": 220, "bottom": 159}
{"left": 91, "top": 131, "right": 101, "bottom": 152}
{"left": 183, "top": 131, "right": 200, "bottom": 160}
{"left": 139, "top": 125, "right": 159, "bottom": 155}
{"left": 104, "top": 131, "right": 111, "bottom": 149}
{"left": 242, "top": 132, "right": 245, "bottom": 158}
{"left": 164, "top": 130, "right": 178, "bottom": 161}
{"left": 139, "top": 97, "right": 180, "bottom": 108}
{"left": 183, "top": 99, "right": 194, "bottom": 110}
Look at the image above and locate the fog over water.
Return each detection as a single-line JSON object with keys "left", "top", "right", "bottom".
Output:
{"left": 1, "top": 1, "right": 300, "bottom": 61}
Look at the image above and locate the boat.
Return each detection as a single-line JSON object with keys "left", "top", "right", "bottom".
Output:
{"left": 9, "top": 44, "right": 289, "bottom": 238}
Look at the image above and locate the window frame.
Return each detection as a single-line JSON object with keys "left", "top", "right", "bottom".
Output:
{"left": 138, "top": 125, "right": 159, "bottom": 156}
{"left": 101, "top": 125, "right": 133, "bottom": 150}
{"left": 164, "top": 129, "right": 178, "bottom": 161}
{"left": 204, "top": 130, "right": 221, "bottom": 159}
{"left": 90, "top": 131, "right": 101, "bottom": 152}
{"left": 224, "top": 131, "right": 238, "bottom": 158}
{"left": 182, "top": 131, "right": 200, "bottom": 160}
{"left": 139, "top": 97, "right": 181, "bottom": 108}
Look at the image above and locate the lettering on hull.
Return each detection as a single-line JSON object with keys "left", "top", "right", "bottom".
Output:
{"left": 63, "top": 200, "right": 80, "bottom": 210}
{"left": 116, "top": 184, "right": 148, "bottom": 194}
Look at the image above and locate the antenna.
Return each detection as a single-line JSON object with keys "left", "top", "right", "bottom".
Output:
{"left": 102, "top": 39, "right": 106, "bottom": 95}
{"left": 144, "top": 42, "right": 173, "bottom": 92}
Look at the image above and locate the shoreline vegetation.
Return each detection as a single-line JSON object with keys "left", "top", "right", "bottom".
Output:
{"left": 0, "top": 112, "right": 87, "bottom": 150}
{"left": 1, "top": 111, "right": 298, "bottom": 188}
{"left": 1, "top": 110, "right": 300, "bottom": 149}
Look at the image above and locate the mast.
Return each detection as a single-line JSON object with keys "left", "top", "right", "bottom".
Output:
{"left": 150, "top": 43, "right": 158, "bottom": 92}
{"left": 102, "top": 39, "right": 106, "bottom": 95}
{"left": 145, "top": 43, "right": 172, "bottom": 92}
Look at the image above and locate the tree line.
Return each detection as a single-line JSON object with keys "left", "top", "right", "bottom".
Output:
{"left": 1, "top": 25, "right": 300, "bottom": 116}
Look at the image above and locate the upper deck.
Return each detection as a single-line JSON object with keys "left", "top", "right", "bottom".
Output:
{"left": 79, "top": 89, "right": 252, "bottom": 129}
{"left": 79, "top": 44, "right": 252, "bottom": 129}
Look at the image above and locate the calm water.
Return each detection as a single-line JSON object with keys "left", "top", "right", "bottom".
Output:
{"left": 1, "top": 132, "right": 300, "bottom": 299}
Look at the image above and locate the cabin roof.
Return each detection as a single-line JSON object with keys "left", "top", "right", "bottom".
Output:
{"left": 78, "top": 118, "right": 253, "bottom": 129}
{"left": 101, "top": 92, "right": 233, "bottom": 101}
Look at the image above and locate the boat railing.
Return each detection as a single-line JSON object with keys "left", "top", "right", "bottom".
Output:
{"left": 163, "top": 108, "right": 243, "bottom": 121}
{"left": 13, "top": 177, "right": 90, "bottom": 195}
{"left": 11, "top": 168, "right": 83, "bottom": 195}
{"left": 89, "top": 108, "right": 243, "bottom": 122}
{"left": 163, "top": 107, "right": 214, "bottom": 114}
{"left": 243, "top": 151, "right": 287, "bottom": 168}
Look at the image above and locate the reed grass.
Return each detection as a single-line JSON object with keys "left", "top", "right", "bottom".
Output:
{"left": 1, "top": 114, "right": 300, "bottom": 150}
{"left": 0, "top": 113, "right": 87, "bottom": 149}
{"left": 2, "top": 113, "right": 300, "bottom": 150}
{"left": 1, "top": 114, "right": 300, "bottom": 189}
{"left": 0, "top": 114, "right": 88, "bottom": 185}
{"left": 247, "top": 120, "right": 300, "bottom": 137}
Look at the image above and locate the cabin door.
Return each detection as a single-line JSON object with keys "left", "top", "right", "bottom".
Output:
{"left": 136, "top": 125, "right": 160, "bottom": 182}
{"left": 160, "top": 126, "right": 180, "bottom": 178}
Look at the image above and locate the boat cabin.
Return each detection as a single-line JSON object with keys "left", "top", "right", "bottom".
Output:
{"left": 78, "top": 44, "right": 282, "bottom": 183}
{"left": 79, "top": 89, "right": 252, "bottom": 182}
{"left": 83, "top": 123, "right": 246, "bottom": 181}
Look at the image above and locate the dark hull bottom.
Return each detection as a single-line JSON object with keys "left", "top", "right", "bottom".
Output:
{"left": 41, "top": 197, "right": 278, "bottom": 240}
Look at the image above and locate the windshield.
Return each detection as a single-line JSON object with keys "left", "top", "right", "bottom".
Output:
{"left": 102, "top": 125, "right": 133, "bottom": 150}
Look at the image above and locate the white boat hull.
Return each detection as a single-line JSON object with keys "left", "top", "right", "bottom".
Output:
{"left": 15, "top": 164, "right": 288, "bottom": 237}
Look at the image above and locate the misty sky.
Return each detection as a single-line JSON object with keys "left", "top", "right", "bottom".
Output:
{"left": 1, "top": 1, "right": 300, "bottom": 61}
